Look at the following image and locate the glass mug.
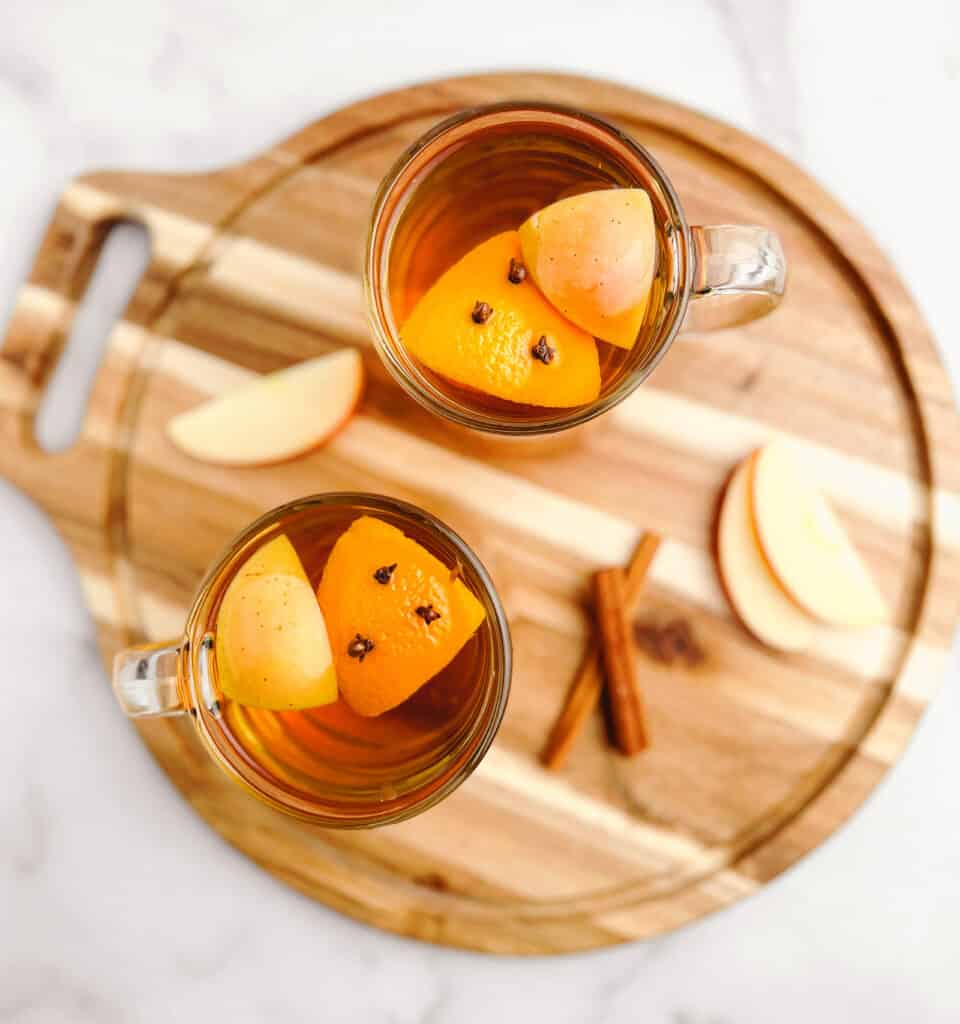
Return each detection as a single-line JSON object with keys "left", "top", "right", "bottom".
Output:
{"left": 365, "top": 101, "right": 785, "bottom": 435}
{"left": 112, "top": 493, "right": 511, "bottom": 828}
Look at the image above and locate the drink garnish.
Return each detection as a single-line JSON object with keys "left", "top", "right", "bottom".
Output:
{"left": 317, "top": 516, "right": 486, "bottom": 716}
{"left": 214, "top": 535, "right": 337, "bottom": 710}
{"left": 400, "top": 231, "right": 600, "bottom": 408}
{"left": 530, "top": 335, "right": 555, "bottom": 364}
{"left": 471, "top": 300, "right": 494, "bottom": 324}
{"left": 416, "top": 604, "right": 442, "bottom": 625}
{"left": 519, "top": 188, "right": 657, "bottom": 350}
{"left": 347, "top": 634, "right": 375, "bottom": 661}
{"left": 373, "top": 563, "right": 397, "bottom": 584}
{"left": 507, "top": 258, "right": 527, "bottom": 284}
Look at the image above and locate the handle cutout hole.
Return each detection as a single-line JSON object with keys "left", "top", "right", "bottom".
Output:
{"left": 35, "top": 222, "right": 150, "bottom": 453}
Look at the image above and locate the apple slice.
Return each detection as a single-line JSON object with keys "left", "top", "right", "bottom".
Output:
{"left": 718, "top": 454, "right": 816, "bottom": 652}
{"left": 518, "top": 188, "right": 657, "bottom": 349}
{"left": 215, "top": 534, "right": 337, "bottom": 710}
{"left": 751, "top": 441, "right": 888, "bottom": 627}
{"left": 167, "top": 348, "right": 363, "bottom": 466}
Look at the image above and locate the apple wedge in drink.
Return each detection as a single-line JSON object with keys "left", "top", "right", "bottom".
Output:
{"left": 519, "top": 188, "right": 657, "bottom": 350}
{"left": 215, "top": 534, "right": 337, "bottom": 710}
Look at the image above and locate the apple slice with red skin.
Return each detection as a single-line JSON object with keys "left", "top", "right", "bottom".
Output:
{"left": 167, "top": 348, "right": 364, "bottom": 466}
{"left": 751, "top": 441, "right": 888, "bottom": 627}
{"left": 519, "top": 188, "right": 657, "bottom": 351}
{"left": 717, "top": 453, "right": 816, "bottom": 652}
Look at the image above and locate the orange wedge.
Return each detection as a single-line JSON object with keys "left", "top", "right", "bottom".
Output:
{"left": 317, "top": 516, "right": 486, "bottom": 716}
{"left": 400, "top": 231, "right": 600, "bottom": 407}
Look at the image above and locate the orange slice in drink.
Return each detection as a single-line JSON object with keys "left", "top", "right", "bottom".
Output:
{"left": 400, "top": 231, "right": 600, "bottom": 408}
{"left": 317, "top": 516, "right": 487, "bottom": 716}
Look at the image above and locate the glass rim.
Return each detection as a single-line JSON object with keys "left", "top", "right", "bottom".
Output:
{"left": 184, "top": 491, "right": 512, "bottom": 828}
{"left": 364, "top": 100, "right": 693, "bottom": 436}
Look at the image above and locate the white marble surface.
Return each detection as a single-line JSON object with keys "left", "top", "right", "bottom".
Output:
{"left": 3, "top": 1, "right": 960, "bottom": 1020}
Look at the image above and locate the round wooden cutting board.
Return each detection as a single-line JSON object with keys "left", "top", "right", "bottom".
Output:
{"left": 2, "top": 73, "right": 959, "bottom": 954}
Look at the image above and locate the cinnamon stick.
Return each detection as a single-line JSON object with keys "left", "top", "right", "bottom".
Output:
{"left": 540, "top": 533, "right": 661, "bottom": 769}
{"left": 539, "top": 651, "right": 604, "bottom": 771}
{"left": 594, "top": 568, "right": 648, "bottom": 754}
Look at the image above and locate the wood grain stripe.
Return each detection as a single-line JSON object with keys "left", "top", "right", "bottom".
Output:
{"left": 206, "top": 237, "right": 368, "bottom": 344}
{"left": 615, "top": 385, "right": 960, "bottom": 544}
{"left": 63, "top": 182, "right": 214, "bottom": 271}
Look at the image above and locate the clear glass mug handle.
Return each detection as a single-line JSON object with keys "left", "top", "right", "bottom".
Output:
{"left": 113, "top": 641, "right": 186, "bottom": 718}
{"left": 683, "top": 225, "right": 786, "bottom": 331}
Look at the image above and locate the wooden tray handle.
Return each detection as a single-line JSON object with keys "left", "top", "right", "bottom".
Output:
{"left": 0, "top": 177, "right": 139, "bottom": 463}
{"left": 0, "top": 161, "right": 279, "bottom": 523}
{"left": 0, "top": 174, "right": 154, "bottom": 481}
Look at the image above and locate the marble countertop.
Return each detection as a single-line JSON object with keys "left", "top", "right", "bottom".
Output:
{"left": 3, "top": 1, "right": 959, "bottom": 1021}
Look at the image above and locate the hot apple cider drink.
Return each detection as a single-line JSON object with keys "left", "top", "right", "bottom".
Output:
{"left": 380, "top": 106, "right": 676, "bottom": 427}
{"left": 191, "top": 495, "right": 509, "bottom": 826}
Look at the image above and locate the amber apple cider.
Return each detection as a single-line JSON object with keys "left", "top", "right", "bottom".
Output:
{"left": 387, "top": 116, "right": 674, "bottom": 420}
{"left": 194, "top": 500, "right": 501, "bottom": 814}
